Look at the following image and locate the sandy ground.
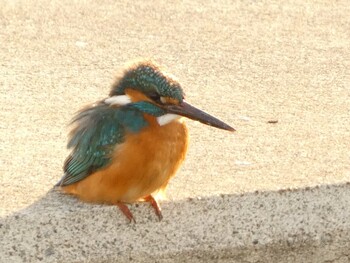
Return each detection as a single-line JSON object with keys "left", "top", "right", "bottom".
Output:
{"left": 0, "top": 0, "right": 349, "bottom": 262}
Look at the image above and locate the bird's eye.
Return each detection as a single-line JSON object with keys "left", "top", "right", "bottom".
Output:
{"left": 148, "top": 92, "right": 161, "bottom": 103}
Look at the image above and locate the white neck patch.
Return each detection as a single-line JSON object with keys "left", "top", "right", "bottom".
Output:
{"left": 104, "top": 95, "right": 132, "bottom": 106}
{"left": 105, "top": 96, "right": 180, "bottom": 126}
{"left": 157, "top": 113, "right": 180, "bottom": 126}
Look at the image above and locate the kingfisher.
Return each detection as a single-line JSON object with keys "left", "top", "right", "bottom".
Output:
{"left": 56, "top": 60, "right": 234, "bottom": 222}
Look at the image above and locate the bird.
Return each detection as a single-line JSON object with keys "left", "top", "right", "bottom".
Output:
{"left": 56, "top": 60, "right": 235, "bottom": 222}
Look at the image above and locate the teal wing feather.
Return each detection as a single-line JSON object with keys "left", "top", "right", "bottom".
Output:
{"left": 57, "top": 101, "right": 150, "bottom": 186}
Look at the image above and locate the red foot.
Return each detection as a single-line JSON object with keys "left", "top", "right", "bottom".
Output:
{"left": 144, "top": 195, "right": 163, "bottom": 221}
{"left": 116, "top": 202, "right": 136, "bottom": 223}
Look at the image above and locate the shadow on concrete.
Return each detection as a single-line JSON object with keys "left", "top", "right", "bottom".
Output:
{"left": 1, "top": 183, "right": 349, "bottom": 262}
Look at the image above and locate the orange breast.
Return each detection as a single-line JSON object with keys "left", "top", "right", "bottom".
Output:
{"left": 62, "top": 115, "right": 189, "bottom": 204}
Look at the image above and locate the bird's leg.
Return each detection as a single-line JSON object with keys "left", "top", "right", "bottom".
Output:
{"left": 115, "top": 202, "right": 136, "bottom": 223}
{"left": 144, "top": 195, "right": 163, "bottom": 221}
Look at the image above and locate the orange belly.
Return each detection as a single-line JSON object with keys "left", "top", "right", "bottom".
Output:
{"left": 62, "top": 117, "right": 188, "bottom": 204}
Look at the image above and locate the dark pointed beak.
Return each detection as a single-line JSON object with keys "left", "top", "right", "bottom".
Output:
{"left": 165, "top": 101, "right": 235, "bottom": 132}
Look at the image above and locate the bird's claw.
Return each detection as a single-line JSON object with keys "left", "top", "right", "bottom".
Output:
{"left": 144, "top": 195, "right": 163, "bottom": 221}
{"left": 116, "top": 202, "right": 136, "bottom": 223}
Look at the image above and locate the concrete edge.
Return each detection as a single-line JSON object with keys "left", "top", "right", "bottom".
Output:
{"left": 1, "top": 183, "right": 350, "bottom": 262}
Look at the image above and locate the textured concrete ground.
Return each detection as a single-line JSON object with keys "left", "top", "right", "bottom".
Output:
{"left": 1, "top": 0, "right": 349, "bottom": 262}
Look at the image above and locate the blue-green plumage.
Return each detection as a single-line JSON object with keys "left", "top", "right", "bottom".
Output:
{"left": 57, "top": 61, "right": 187, "bottom": 187}
{"left": 58, "top": 100, "right": 167, "bottom": 186}
{"left": 110, "top": 61, "right": 184, "bottom": 102}
{"left": 57, "top": 60, "right": 234, "bottom": 222}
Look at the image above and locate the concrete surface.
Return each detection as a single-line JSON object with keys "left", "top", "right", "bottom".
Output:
{"left": 1, "top": 184, "right": 350, "bottom": 263}
{"left": 1, "top": 0, "right": 349, "bottom": 262}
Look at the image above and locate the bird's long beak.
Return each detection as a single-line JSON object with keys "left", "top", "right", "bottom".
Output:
{"left": 165, "top": 101, "right": 235, "bottom": 131}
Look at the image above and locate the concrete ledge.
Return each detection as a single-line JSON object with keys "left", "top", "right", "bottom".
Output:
{"left": 1, "top": 183, "right": 349, "bottom": 262}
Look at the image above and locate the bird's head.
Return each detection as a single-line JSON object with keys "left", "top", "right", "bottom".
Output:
{"left": 107, "top": 60, "right": 235, "bottom": 132}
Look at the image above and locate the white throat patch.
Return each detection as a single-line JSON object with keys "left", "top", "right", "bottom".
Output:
{"left": 157, "top": 114, "right": 180, "bottom": 126}
{"left": 104, "top": 95, "right": 132, "bottom": 106}
{"left": 105, "top": 96, "right": 180, "bottom": 126}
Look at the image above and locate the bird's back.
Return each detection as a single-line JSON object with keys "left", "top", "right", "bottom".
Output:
{"left": 62, "top": 107, "right": 188, "bottom": 203}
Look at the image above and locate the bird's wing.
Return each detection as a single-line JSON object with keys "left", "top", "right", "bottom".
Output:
{"left": 57, "top": 101, "right": 148, "bottom": 186}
